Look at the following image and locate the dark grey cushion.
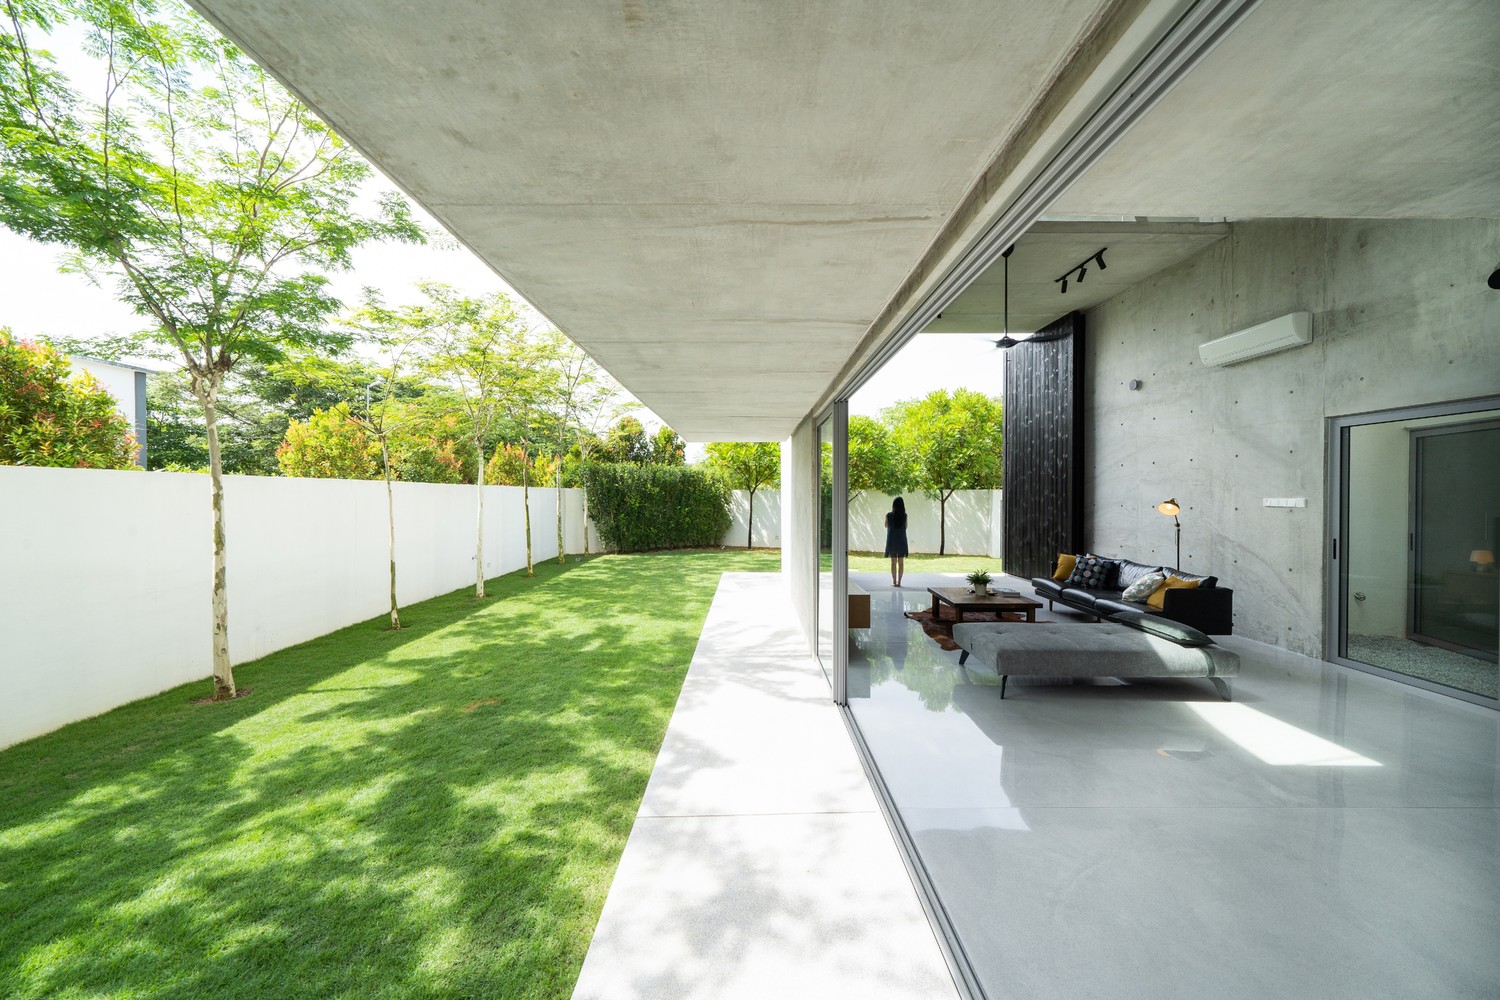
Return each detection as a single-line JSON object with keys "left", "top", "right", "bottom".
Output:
{"left": 1060, "top": 587, "right": 1105, "bottom": 607}
{"left": 1031, "top": 578, "right": 1066, "bottom": 599}
{"left": 1110, "top": 558, "right": 1163, "bottom": 591}
{"left": 1108, "top": 611, "right": 1215, "bottom": 647}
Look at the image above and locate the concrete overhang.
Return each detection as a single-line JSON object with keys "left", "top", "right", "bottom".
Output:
{"left": 186, "top": 0, "right": 1156, "bottom": 441}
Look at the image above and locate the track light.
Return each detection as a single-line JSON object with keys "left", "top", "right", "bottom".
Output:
{"left": 1055, "top": 247, "right": 1107, "bottom": 294}
{"left": 1489, "top": 265, "right": 1500, "bottom": 290}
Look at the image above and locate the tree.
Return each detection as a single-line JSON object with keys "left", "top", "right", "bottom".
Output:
{"left": 847, "top": 414, "right": 905, "bottom": 506}
{"left": 704, "top": 441, "right": 781, "bottom": 549}
{"left": 0, "top": 328, "right": 138, "bottom": 468}
{"left": 276, "top": 402, "right": 377, "bottom": 479}
{"left": 602, "top": 416, "right": 650, "bottom": 464}
{"left": 1, "top": 0, "right": 421, "bottom": 698}
{"left": 549, "top": 338, "right": 608, "bottom": 562}
{"left": 887, "top": 388, "right": 1004, "bottom": 554}
{"left": 649, "top": 425, "right": 686, "bottom": 466}
{"left": 417, "top": 283, "right": 551, "bottom": 592}
{"left": 493, "top": 329, "right": 563, "bottom": 578}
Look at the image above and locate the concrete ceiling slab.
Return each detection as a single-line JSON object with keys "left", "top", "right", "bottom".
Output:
{"left": 923, "top": 221, "right": 1228, "bottom": 334}
{"left": 189, "top": 0, "right": 1118, "bottom": 440}
{"left": 1052, "top": 0, "right": 1500, "bottom": 219}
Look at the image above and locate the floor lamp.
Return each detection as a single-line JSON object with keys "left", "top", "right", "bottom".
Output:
{"left": 1157, "top": 499, "right": 1182, "bottom": 569}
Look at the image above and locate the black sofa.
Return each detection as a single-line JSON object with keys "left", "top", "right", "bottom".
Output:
{"left": 1030, "top": 557, "right": 1234, "bottom": 635}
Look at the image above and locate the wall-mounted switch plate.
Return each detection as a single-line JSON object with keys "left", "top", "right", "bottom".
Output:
{"left": 1263, "top": 497, "right": 1307, "bottom": 508}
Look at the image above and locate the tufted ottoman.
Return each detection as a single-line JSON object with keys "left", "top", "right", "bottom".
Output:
{"left": 951, "top": 620, "right": 1239, "bottom": 700}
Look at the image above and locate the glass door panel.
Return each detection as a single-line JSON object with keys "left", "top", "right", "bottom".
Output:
{"left": 1339, "top": 406, "right": 1499, "bottom": 702}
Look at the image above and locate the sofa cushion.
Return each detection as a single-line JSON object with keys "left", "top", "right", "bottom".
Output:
{"left": 1032, "top": 578, "right": 1066, "bottom": 600}
{"left": 1148, "top": 575, "right": 1200, "bottom": 610}
{"left": 1065, "top": 553, "right": 1116, "bottom": 589}
{"left": 1110, "top": 559, "right": 1163, "bottom": 592}
{"left": 1108, "top": 610, "right": 1215, "bottom": 647}
{"left": 1052, "top": 553, "right": 1077, "bottom": 582}
{"left": 1162, "top": 567, "right": 1218, "bottom": 588}
{"left": 1121, "top": 571, "right": 1167, "bottom": 603}
{"left": 1060, "top": 587, "right": 1111, "bottom": 608}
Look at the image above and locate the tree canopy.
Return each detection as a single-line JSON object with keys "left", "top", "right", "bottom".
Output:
{"left": 885, "top": 388, "right": 1003, "bottom": 553}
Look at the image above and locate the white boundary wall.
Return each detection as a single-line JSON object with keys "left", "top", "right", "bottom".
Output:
{"left": 0, "top": 465, "right": 598, "bottom": 748}
{"left": 720, "top": 488, "right": 1001, "bottom": 556}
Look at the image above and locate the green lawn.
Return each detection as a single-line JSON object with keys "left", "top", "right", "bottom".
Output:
{"left": 822, "top": 551, "right": 1006, "bottom": 575}
{"left": 0, "top": 550, "right": 779, "bottom": 1000}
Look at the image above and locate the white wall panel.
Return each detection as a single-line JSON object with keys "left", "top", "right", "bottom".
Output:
{"left": 0, "top": 467, "right": 593, "bottom": 748}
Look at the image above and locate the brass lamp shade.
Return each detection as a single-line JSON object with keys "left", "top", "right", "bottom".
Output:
{"left": 1157, "top": 499, "right": 1181, "bottom": 517}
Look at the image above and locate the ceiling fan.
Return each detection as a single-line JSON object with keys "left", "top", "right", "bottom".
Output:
{"left": 992, "top": 245, "right": 1071, "bottom": 349}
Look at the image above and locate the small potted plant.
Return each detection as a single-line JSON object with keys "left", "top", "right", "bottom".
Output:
{"left": 967, "top": 570, "right": 992, "bottom": 596}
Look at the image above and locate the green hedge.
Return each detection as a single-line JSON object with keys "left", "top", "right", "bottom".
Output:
{"left": 582, "top": 463, "right": 731, "bottom": 552}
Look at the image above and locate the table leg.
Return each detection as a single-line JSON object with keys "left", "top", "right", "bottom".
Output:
{"left": 1024, "top": 608, "right": 1035, "bottom": 622}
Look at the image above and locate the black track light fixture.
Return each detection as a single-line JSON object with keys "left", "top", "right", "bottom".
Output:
{"left": 1055, "top": 246, "right": 1108, "bottom": 294}
{"left": 1488, "top": 264, "right": 1500, "bottom": 290}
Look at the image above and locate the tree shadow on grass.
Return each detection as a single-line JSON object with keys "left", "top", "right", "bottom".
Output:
{"left": 0, "top": 550, "right": 777, "bottom": 999}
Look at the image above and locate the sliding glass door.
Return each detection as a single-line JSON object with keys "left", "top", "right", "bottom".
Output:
{"left": 1332, "top": 398, "right": 1500, "bottom": 706}
{"left": 814, "top": 404, "right": 848, "bottom": 702}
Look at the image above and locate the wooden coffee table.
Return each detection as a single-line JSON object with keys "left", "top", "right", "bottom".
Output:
{"left": 927, "top": 586, "right": 1044, "bottom": 624}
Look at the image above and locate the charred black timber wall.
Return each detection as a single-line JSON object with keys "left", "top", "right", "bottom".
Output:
{"left": 1002, "top": 311, "right": 1085, "bottom": 579}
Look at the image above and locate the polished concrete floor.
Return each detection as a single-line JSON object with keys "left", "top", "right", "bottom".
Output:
{"left": 847, "top": 571, "right": 1500, "bottom": 1000}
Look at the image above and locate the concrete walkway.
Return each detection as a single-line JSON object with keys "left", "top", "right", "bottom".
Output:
{"left": 572, "top": 573, "right": 957, "bottom": 999}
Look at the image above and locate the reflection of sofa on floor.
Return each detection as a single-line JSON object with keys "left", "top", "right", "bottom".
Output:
{"left": 1031, "top": 557, "right": 1234, "bottom": 635}
{"left": 952, "top": 620, "right": 1239, "bottom": 700}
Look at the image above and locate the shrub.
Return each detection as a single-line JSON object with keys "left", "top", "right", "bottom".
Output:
{"left": 0, "top": 329, "right": 139, "bottom": 469}
{"left": 484, "top": 444, "right": 558, "bottom": 486}
{"left": 276, "top": 402, "right": 378, "bottom": 479}
{"left": 582, "top": 463, "right": 731, "bottom": 552}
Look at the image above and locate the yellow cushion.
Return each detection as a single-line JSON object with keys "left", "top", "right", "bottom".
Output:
{"left": 1147, "top": 575, "right": 1200, "bottom": 611}
{"left": 1052, "top": 553, "right": 1077, "bottom": 582}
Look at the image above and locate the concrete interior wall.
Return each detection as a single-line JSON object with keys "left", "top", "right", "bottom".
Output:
{"left": 1083, "top": 217, "right": 1500, "bottom": 655}
{"left": 782, "top": 421, "right": 816, "bottom": 650}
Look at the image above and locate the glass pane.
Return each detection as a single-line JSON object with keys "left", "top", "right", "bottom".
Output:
{"left": 1343, "top": 409, "right": 1500, "bottom": 699}
{"left": 817, "top": 418, "right": 834, "bottom": 677}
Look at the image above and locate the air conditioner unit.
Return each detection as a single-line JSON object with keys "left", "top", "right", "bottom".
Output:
{"left": 1199, "top": 311, "right": 1312, "bottom": 367}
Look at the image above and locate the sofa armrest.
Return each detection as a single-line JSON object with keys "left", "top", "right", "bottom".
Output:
{"left": 1162, "top": 586, "right": 1234, "bottom": 635}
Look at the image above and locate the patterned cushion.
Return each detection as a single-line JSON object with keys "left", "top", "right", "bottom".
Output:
{"left": 1121, "top": 571, "right": 1167, "bottom": 603}
{"left": 1065, "top": 553, "right": 1116, "bottom": 590}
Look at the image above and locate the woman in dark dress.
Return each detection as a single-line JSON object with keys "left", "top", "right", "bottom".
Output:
{"left": 884, "top": 496, "right": 909, "bottom": 587}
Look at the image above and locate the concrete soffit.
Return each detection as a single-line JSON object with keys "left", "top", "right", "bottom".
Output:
{"left": 809, "top": 0, "right": 1262, "bottom": 425}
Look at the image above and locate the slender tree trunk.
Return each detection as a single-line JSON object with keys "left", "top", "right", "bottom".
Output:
{"left": 474, "top": 437, "right": 486, "bottom": 598}
{"left": 383, "top": 437, "right": 401, "bottom": 629}
{"left": 580, "top": 483, "right": 591, "bottom": 555}
{"left": 746, "top": 486, "right": 755, "bottom": 549}
{"left": 939, "top": 491, "right": 949, "bottom": 555}
{"left": 196, "top": 372, "right": 235, "bottom": 700}
{"left": 556, "top": 456, "right": 565, "bottom": 565}
{"left": 522, "top": 442, "right": 534, "bottom": 577}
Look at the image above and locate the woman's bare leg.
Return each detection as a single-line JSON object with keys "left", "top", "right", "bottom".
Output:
{"left": 891, "top": 558, "right": 899, "bottom": 586}
{"left": 895, "top": 556, "right": 905, "bottom": 587}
